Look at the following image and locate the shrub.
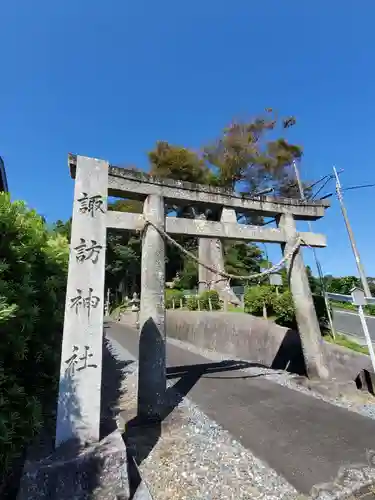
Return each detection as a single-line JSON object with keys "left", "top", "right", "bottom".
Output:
{"left": 165, "top": 289, "right": 185, "bottom": 309}
{"left": 199, "top": 290, "right": 221, "bottom": 310}
{"left": 313, "top": 294, "right": 331, "bottom": 330}
{"left": 244, "top": 285, "right": 275, "bottom": 316}
{"left": 273, "top": 291, "right": 297, "bottom": 328}
{"left": 273, "top": 292, "right": 331, "bottom": 330}
{"left": 186, "top": 296, "right": 199, "bottom": 310}
{"left": 0, "top": 194, "right": 68, "bottom": 488}
{"left": 109, "top": 300, "right": 128, "bottom": 319}
{"left": 365, "top": 304, "right": 375, "bottom": 316}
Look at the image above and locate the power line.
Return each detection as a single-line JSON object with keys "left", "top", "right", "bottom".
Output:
{"left": 342, "top": 183, "right": 375, "bottom": 192}
{"left": 310, "top": 176, "right": 334, "bottom": 200}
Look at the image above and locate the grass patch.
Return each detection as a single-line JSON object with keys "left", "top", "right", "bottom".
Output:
{"left": 227, "top": 305, "right": 245, "bottom": 313}
{"left": 330, "top": 300, "right": 357, "bottom": 312}
{"left": 331, "top": 300, "right": 375, "bottom": 316}
{"left": 325, "top": 333, "right": 369, "bottom": 355}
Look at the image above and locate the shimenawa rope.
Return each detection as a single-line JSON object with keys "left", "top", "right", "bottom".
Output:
{"left": 142, "top": 218, "right": 303, "bottom": 282}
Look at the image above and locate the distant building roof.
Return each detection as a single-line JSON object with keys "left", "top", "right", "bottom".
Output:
{"left": 0, "top": 157, "right": 9, "bottom": 192}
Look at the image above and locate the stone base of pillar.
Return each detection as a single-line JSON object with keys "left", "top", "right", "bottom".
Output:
{"left": 17, "top": 429, "right": 129, "bottom": 500}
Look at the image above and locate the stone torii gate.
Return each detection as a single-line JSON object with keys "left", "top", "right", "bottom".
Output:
{"left": 55, "top": 154, "right": 330, "bottom": 448}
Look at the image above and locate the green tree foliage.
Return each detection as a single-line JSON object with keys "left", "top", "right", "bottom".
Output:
{"left": 148, "top": 111, "right": 305, "bottom": 197}
{"left": 244, "top": 286, "right": 328, "bottom": 330}
{"left": 173, "top": 256, "right": 199, "bottom": 291}
{"left": 109, "top": 199, "right": 143, "bottom": 214}
{"left": 306, "top": 265, "right": 321, "bottom": 295}
{"left": 165, "top": 289, "right": 185, "bottom": 308}
{"left": 323, "top": 275, "right": 360, "bottom": 295}
{"left": 244, "top": 285, "right": 275, "bottom": 316}
{"left": 105, "top": 230, "right": 141, "bottom": 303}
{"left": 203, "top": 110, "right": 303, "bottom": 195}
{"left": 0, "top": 194, "right": 68, "bottom": 487}
{"left": 186, "top": 295, "right": 199, "bottom": 310}
{"left": 52, "top": 218, "right": 72, "bottom": 240}
{"left": 149, "top": 141, "right": 209, "bottom": 184}
{"left": 199, "top": 290, "right": 221, "bottom": 310}
{"left": 224, "top": 242, "right": 263, "bottom": 286}
{"left": 273, "top": 290, "right": 297, "bottom": 328}
{"left": 105, "top": 198, "right": 197, "bottom": 299}
{"left": 56, "top": 111, "right": 309, "bottom": 306}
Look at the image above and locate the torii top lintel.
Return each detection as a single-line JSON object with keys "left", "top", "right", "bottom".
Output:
{"left": 68, "top": 153, "right": 330, "bottom": 221}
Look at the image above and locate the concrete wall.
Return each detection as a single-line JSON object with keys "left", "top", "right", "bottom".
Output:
{"left": 166, "top": 311, "right": 372, "bottom": 381}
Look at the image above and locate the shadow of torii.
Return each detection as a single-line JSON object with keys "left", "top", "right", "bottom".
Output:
{"left": 124, "top": 317, "right": 265, "bottom": 467}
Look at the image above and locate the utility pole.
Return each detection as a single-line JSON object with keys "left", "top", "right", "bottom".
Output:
{"left": 292, "top": 161, "right": 336, "bottom": 337}
{"left": 333, "top": 167, "right": 372, "bottom": 297}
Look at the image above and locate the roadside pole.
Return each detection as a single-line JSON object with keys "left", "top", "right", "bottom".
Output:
{"left": 358, "top": 306, "right": 375, "bottom": 372}
{"left": 351, "top": 287, "right": 375, "bottom": 373}
{"left": 333, "top": 167, "right": 372, "bottom": 298}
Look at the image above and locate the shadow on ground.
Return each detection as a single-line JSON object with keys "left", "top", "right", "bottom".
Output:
{"left": 100, "top": 334, "right": 135, "bottom": 439}
{"left": 271, "top": 329, "right": 307, "bottom": 376}
{"left": 6, "top": 325, "right": 132, "bottom": 500}
{"left": 124, "top": 317, "right": 268, "bottom": 469}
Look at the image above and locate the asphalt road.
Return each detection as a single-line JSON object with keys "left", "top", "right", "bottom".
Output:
{"left": 332, "top": 308, "right": 375, "bottom": 342}
{"left": 108, "top": 321, "right": 375, "bottom": 495}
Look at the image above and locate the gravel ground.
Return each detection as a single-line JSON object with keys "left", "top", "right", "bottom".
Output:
{"left": 108, "top": 338, "right": 305, "bottom": 500}
{"left": 107, "top": 334, "right": 375, "bottom": 499}
{"left": 166, "top": 337, "right": 375, "bottom": 421}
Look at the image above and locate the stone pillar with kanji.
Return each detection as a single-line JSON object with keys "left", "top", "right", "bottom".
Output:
{"left": 55, "top": 156, "right": 108, "bottom": 447}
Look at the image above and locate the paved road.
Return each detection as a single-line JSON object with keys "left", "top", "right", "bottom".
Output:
{"left": 108, "top": 321, "right": 375, "bottom": 495}
{"left": 332, "top": 308, "right": 375, "bottom": 342}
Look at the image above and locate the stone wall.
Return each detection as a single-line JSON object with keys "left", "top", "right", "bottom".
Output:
{"left": 166, "top": 311, "right": 372, "bottom": 381}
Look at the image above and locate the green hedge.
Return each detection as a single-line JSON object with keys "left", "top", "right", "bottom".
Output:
{"left": 199, "top": 290, "right": 221, "bottom": 310}
{"left": 273, "top": 290, "right": 297, "bottom": 328}
{"left": 186, "top": 296, "right": 199, "bottom": 310}
{"left": 166, "top": 289, "right": 221, "bottom": 311}
{"left": 165, "top": 289, "right": 185, "bottom": 309}
{"left": 244, "top": 285, "right": 329, "bottom": 330}
{"left": 244, "top": 285, "right": 275, "bottom": 317}
{"left": 171, "top": 290, "right": 221, "bottom": 311}
{"left": 0, "top": 194, "right": 68, "bottom": 487}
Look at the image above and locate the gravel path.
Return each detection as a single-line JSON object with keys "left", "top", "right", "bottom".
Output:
{"left": 107, "top": 327, "right": 375, "bottom": 499}
{"left": 108, "top": 337, "right": 304, "bottom": 500}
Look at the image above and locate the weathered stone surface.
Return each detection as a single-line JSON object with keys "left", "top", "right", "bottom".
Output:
{"left": 17, "top": 429, "right": 129, "bottom": 500}
{"left": 138, "top": 194, "right": 166, "bottom": 420}
{"left": 197, "top": 209, "right": 240, "bottom": 305}
{"left": 56, "top": 155, "right": 108, "bottom": 446}
{"left": 106, "top": 211, "right": 327, "bottom": 246}
{"left": 165, "top": 310, "right": 374, "bottom": 382}
{"left": 103, "top": 165, "right": 329, "bottom": 220}
{"left": 278, "top": 212, "right": 329, "bottom": 379}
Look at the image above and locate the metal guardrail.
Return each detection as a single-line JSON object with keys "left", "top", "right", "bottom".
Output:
{"left": 326, "top": 289, "right": 375, "bottom": 372}
{"left": 326, "top": 292, "right": 375, "bottom": 305}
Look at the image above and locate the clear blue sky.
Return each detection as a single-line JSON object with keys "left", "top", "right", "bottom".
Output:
{"left": 1, "top": 1, "right": 375, "bottom": 277}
